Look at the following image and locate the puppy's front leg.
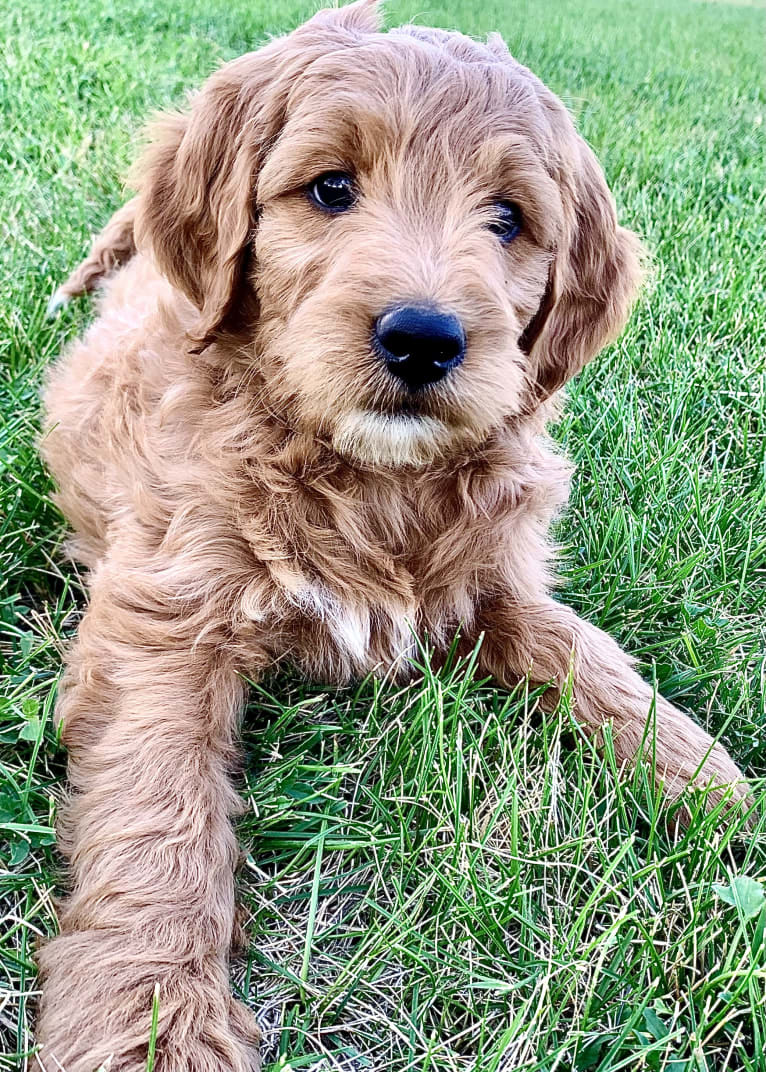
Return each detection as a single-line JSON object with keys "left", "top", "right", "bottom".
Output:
{"left": 35, "top": 563, "right": 261, "bottom": 1072}
{"left": 477, "top": 596, "right": 747, "bottom": 809}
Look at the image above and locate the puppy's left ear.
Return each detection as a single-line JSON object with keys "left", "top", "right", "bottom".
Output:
{"left": 522, "top": 139, "right": 643, "bottom": 402}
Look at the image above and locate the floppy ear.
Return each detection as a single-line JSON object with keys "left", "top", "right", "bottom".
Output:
{"left": 133, "top": 0, "right": 383, "bottom": 348}
{"left": 521, "top": 138, "right": 643, "bottom": 402}
{"left": 133, "top": 43, "right": 295, "bottom": 348}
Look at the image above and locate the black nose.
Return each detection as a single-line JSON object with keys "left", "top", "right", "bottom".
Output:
{"left": 374, "top": 305, "right": 466, "bottom": 390}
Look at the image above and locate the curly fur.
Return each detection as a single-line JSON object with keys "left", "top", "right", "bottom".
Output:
{"left": 36, "top": 2, "right": 747, "bottom": 1068}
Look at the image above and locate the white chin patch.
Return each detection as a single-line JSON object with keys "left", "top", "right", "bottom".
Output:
{"left": 332, "top": 410, "right": 451, "bottom": 467}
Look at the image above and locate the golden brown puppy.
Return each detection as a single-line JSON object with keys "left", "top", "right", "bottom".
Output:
{"left": 37, "top": 2, "right": 747, "bottom": 1069}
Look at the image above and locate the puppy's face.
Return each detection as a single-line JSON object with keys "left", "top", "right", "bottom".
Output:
{"left": 137, "top": 1, "right": 641, "bottom": 467}
{"left": 254, "top": 44, "right": 558, "bottom": 465}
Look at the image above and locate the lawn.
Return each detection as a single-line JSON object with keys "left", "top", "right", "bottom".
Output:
{"left": 1, "top": 0, "right": 765, "bottom": 1069}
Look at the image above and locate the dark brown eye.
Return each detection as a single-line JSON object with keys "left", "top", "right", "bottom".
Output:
{"left": 307, "top": 172, "right": 357, "bottom": 213}
{"left": 488, "top": 200, "right": 523, "bottom": 242}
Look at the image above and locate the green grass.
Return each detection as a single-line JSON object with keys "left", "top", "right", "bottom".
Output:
{"left": 1, "top": 0, "right": 765, "bottom": 1068}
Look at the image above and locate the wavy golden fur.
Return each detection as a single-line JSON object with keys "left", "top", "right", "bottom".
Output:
{"left": 37, "top": 2, "right": 748, "bottom": 1068}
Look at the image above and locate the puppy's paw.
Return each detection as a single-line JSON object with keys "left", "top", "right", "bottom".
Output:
{"left": 149, "top": 995, "right": 261, "bottom": 1072}
{"left": 647, "top": 701, "right": 752, "bottom": 819}
{"left": 34, "top": 932, "right": 261, "bottom": 1072}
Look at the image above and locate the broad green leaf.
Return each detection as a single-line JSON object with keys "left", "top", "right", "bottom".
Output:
{"left": 713, "top": 876, "right": 766, "bottom": 920}
{"left": 643, "top": 1007, "right": 670, "bottom": 1040}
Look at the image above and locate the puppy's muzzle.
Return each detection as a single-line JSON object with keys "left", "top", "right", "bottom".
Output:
{"left": 374, "top": 304, "right": 466, "bottom": 391}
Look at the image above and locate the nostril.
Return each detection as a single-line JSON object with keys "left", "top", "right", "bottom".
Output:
{"left": 380, "top": 329, "right": 416, "bottom": 361}
{"left": 374, "top": 305, "right": 466, "bottom": 389}
{"left": 430, "top": 335, "right": 464, "bottom": 368}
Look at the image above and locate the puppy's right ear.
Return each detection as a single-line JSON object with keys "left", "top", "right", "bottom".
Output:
{"left": 134, "top": 1, "right": 383, "bottom": 348}
{"left": 132, "top": 38, "right": 294, "bottom": 348}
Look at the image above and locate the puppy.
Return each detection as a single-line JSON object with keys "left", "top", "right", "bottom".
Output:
{"left": 37, "top": 2, "right": 747, "bottom": 1069}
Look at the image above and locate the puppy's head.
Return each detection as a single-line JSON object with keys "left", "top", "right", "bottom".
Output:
{"left": 136, "top": 0, "right": 642, "bottom": 467}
